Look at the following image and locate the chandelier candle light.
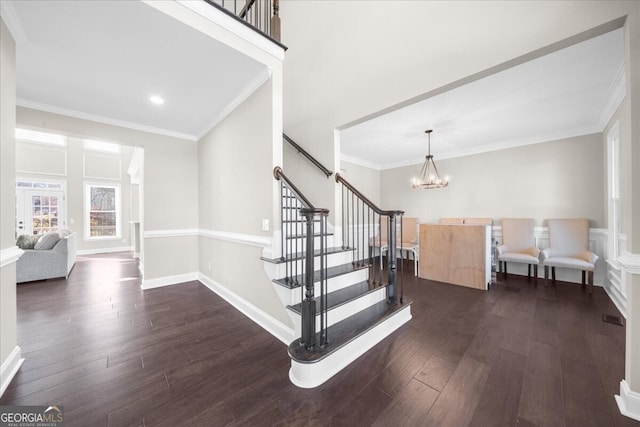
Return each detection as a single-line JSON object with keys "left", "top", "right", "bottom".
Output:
{"left": 413, "top": 129, "right": 449, "bottom": 189}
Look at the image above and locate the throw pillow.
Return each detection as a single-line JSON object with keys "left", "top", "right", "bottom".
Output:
{"left": 34, "top": 232, "right": 61, "bottom": 250}
{"left": 16, "top": 234, "right": 40, "bottom": 250}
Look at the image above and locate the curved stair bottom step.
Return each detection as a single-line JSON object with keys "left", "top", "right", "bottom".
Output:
{"left": 288, "top": 302, "right": 412, "bottom": 388}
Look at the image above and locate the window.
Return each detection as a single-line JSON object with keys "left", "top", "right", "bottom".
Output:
{"left": 85, "top": 183, "right": 120, "bottom": 239}
{"left": 15, "top": 128, "right": 66, "bottom": 146}
{"left": 83, "top": 139, "right": 121, "bottom": 154}
{"left": 15, "top": 180, "right": 66, "bottom": 236}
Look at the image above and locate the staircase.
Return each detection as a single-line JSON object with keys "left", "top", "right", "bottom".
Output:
{"left": 265, "top": 139, "right": 412, "bottom": 388}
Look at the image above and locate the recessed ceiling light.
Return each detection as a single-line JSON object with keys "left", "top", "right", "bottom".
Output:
{"left": 149, "top": 95, "right": 164, "bottom": 105}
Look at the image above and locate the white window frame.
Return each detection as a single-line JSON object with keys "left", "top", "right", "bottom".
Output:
{"left": 607, "top": 121, "right": 621, "bottom": 261}
{"left": 84, "top": 182, "right": 121, "bottom": 240}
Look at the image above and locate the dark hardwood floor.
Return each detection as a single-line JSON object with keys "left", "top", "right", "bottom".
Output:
{"left": 2, "top": 252, "right": 638, "bottom": 426}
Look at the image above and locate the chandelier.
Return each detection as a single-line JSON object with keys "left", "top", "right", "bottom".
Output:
{"left": 412, "top": 129, "right": 448, "bottom": 189}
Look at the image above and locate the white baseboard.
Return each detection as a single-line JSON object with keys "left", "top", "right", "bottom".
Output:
{"left": 604, "top": 282, "right": 627, "bottom": 318}
{"left": 77, "top": 246, "right": 134, "bottom": 256}
{"left": 616, "top": 380, "right": 640, "bottom": 422}
{"left": 198, "top": 272, "right": 295, "bottom": 345}
{"left": 141, "top": 272, "right": 199, "bottom": 290}
{"left": 137, "top": 270, "right": 294, "bottom": 345}
{"left": 0, "top": 346, "right": 24, "bottom": 397}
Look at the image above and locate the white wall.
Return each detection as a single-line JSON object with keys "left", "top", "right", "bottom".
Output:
{"left": 339, "top": 160, "right": 381, "bottom": 207}
{"left": 15, "top": 137, "right": 134, "bottom": 253}
{"left": 0, "top": 16, "right": 20, "bottom": 396}
{"left": 380, "top": 133, "right": 605, "bottom": 227}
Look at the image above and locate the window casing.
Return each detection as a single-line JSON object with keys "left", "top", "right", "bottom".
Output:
{"left": 85, "top": 183, "right": 121, "bottom": 239}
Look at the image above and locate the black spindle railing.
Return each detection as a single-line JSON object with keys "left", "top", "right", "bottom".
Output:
{"left": 336, "top": 173, "right": 405, "bottom": 304}
{"left": 274, "top": 167, "right": 329, "bottom": 349}
{"left": 204, "top": 0, "right": 283, "bottom": 44}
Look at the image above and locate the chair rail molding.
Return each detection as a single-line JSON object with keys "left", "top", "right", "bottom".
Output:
{"left": 618, "top": 250, "right": 640, "bottom": 275}
{"left": 0, "top": 246, "right": 24, "bottom": 268}
{"left": 143, "top": 228, "right": 272, "bottom": 248}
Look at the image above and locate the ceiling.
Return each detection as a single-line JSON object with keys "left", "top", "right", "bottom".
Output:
{"left": 2, "top": 0, "right": 268, "bottom": 141}
{"left": 340, "top": 28, "right": 625, "bottom": 170}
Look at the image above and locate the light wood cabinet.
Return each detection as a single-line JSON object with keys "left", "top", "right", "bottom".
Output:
{"left": 418, "top": 223, "right": 491, "bottom": 290}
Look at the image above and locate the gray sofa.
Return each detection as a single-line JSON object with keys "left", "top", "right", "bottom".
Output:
{"left": 17, "top": 232, "right": 77, "bottom": 283}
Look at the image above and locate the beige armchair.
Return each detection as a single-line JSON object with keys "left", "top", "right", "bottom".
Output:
{"left": 497, "top": 218, "right": 540, "bottom": 281}
{"left": 371, "top": 216, "right": 419, "bottom": 275}
{"left": 542, "top": 218, "right": 598, "bottom": 294}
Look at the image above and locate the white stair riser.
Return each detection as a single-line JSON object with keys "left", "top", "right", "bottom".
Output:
{"left": 289, "top": 286, "right": 388, "bottom": 337}
{"left": 274, "top": 268, "right": 369, "bottom": 307}
{"left": 274, "top": 251, "right": 353, "bottom": 277}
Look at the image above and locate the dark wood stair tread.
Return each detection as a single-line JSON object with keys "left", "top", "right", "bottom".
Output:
{"left": 288, "top": 299, "right": 412, "bottom": 363}
{"left": 273, "top": 262, "right": 370, "bottom": 289}
{"left": 261, "top": 246, "right": 354, "bottom": 264}
{"left": 286, "top": 280, "right": 385, "bottom": 315}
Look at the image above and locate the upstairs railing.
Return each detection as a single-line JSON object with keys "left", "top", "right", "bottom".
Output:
{"left": 274, "top": 167, "right": 329, "bottom": 349}
{"left": 283, "top": 133, "right": 333, "bottom": 178}
{"left": 205, "top": 0, "right": 282, "bottom": 43}
{"left": 336, "top": 173, "right": 405, "bottom": 304}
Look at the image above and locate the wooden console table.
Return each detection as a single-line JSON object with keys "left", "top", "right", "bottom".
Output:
{"left": 418, "top": 223, "right": 491, "bottom": 290}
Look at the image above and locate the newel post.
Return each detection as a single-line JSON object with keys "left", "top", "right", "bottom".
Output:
{"left": 387, "top": 214, "right": 398, "bottom": 304}
{"left": 300, "top": 208, "right": 316, "bottom": 349}
{"left": 271, "top": 0, "right": 281, "bottom": 41}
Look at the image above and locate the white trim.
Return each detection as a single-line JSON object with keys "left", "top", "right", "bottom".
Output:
{"left": 340, "top": 154, "right": 383, "bottom": 171}
{"left": 198, "top": 272, "right": 294, "bottom": 345}
{"left": 616, "top": 380, "right": 640, "bottom": 422}
{"left": 77, "top": 246, "right": 133, "bottom": 256}
{"left": 618, "top": 251, "right": 640, "bottom": 275}
{"left": 144, "top": 229, "right": 200, "bottom": 238}
{"left": 196, "top": 67, "right": 271, "bottom": 140}
{"left": 0, "top": 0, "right": 27, "bottom": 43}
{"left": 176, "top": 0, "right": 286, "bottom": 62}
{"left": 199, "top": 229, "right": 271, "bottom": 248}
{"left": 143, "top": 228, "right": 271, "bottom": 248}
{"left": 0, "top": 247, "right": 24, "bottom": 268}
{"left": 17, "top": 99, "right": 197, "bottom": 142}
{"left": 83, "top": 153, "right": 122, "bottom": 181}
{"left": 603, "top": 277, "right": 627, "bottom": 318}
{"left": 141, "top": 272, "right": 199, "bottom": 290}
{"left": 16, "top": 144, "right": 68, "bottom": 177}
{"left": 596, "top": 64, "right": 626, "bottom": 131}
{"left": 0, "top": 346, "right": 24, "bottom": 398}
{"left": 289, "top": 305, "right": 412, "bottom": 388}
{"left": 138, "top": 270, "right": 294, "bottom": 345}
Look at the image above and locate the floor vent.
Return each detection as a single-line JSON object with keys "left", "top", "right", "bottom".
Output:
{"left": 602, "top": 314, "right": 624, "bottom": 326}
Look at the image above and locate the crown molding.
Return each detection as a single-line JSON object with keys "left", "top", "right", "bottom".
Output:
{"left": 17, "top": 99, "right": 197, "bottom": 142}
{"left": 596, "top": 63, "right": 626, "bottom": 131}
{"left": 197, "top": 67, "right": 271, "bottom": 140}
{"left": 0, "top": 0, "right": 28, "bottom": 44}
{"left": 340, "top": 154, "right": 383, "bottom": 171}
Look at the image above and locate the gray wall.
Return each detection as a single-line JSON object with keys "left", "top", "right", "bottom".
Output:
{"left": 198, "top": 80, "right": 289, "bottom": 326}
{"left": 380, "top": 134, "right": 605, "bottom": 227}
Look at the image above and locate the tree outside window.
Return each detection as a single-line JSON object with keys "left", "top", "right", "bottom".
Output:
{"left": 86, "top": 184, "right": 120, "bottom": 238}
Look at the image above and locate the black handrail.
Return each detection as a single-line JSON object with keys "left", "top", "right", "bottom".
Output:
{"left": 274, "top": 166, "right": 315, "bottom": 208}
{"left": 336, "top": 173, "right": 404, "bottom": 216}
{"left": 284, "top": 134, "right": 333, "bottom": 178}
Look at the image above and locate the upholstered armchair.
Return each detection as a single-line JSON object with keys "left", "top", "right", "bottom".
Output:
{"left": 497, "top": 218, "right": 540, "bottom": 281}
{"left": 542, "top": 218, "right": 598, "bottom": 294}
